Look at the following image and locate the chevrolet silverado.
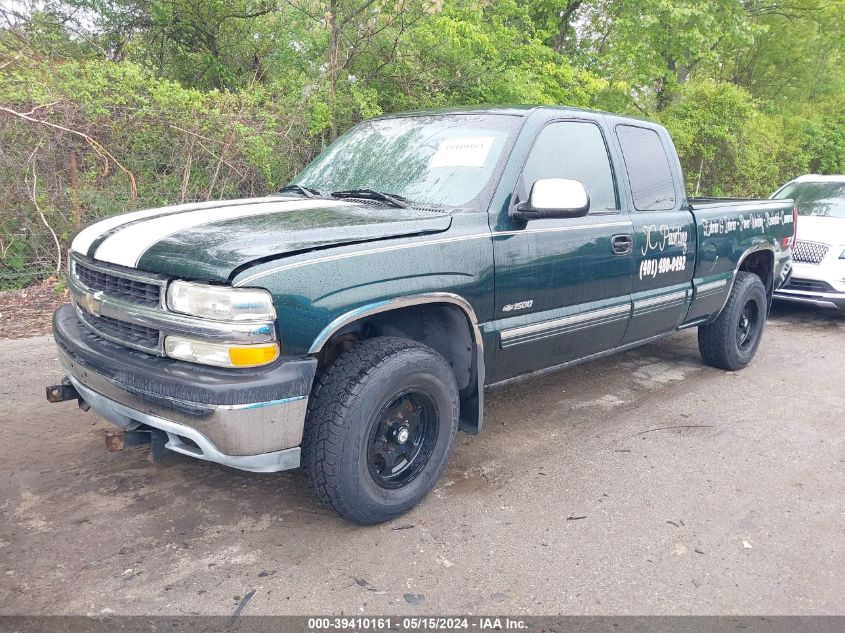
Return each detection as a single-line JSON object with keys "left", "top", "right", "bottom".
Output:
{"left": 47, "top": 106, "right": 794, "bottom": 523}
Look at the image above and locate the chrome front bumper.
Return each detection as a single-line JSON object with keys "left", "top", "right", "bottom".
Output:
{"left": 53, "top": 304, "right": 317, "bottom": 473}
{"left": 68, "top": 375, "right": 303, "bottom": 472}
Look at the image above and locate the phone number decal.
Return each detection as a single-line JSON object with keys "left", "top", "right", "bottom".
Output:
{"left": 639, "top": 255, "right": 686, "bottom": 279}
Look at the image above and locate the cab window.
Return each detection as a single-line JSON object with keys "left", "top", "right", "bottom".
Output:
{"left": 615, "top": 125, "right": 676, "bottom": 211}
{"left": 521, "top": 121, "right": 618, "bottom": 212}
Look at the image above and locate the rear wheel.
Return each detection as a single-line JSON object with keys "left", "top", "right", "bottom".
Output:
{"left": 301, "top": 337, "right": 459, "bottom": 524}
{"left": 698, "top": 271, "right": 768, "bottom": 371}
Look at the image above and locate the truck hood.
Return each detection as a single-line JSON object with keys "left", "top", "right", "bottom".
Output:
{"left": 796, "top": 215, "right": 845, "bottom": 248}
{"left": 71, "top": 196, "right": 451, "bottom": 281}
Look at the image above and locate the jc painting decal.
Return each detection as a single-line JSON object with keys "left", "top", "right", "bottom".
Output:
{"left": 639, "top": 224, "right": 689, "bottom": 280}
{"left": 641, "top": 224, "right": 689, "bottom": 256}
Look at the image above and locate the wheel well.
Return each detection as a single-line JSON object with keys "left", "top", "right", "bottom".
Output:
{"left": 738, "top": 249, "right": 774, "bottom": 304}
{"left": 316, "top": 303, "right": 482, "bottom": 433}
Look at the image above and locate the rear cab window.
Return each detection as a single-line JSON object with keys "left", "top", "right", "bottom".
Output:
{"left": 615, "top": 125, "right": 677, "bottom": 211}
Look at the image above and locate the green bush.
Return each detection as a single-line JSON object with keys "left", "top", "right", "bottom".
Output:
{"left": 2, "top": 0, "right": 845, "bottom": 288}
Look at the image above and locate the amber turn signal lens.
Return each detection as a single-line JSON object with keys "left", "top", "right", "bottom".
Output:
{"left": 228, "top": 344, "right": 280, "bottom": 367}
{"left": 165, "top": 336, "right": 280, "bottom": 368}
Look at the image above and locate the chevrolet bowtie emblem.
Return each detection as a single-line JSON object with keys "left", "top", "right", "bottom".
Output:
{"left": 81, "top": 290, "right": 104, "bottom": 316}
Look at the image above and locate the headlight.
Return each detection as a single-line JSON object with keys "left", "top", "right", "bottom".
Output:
{"left": 167, "top": 281, "right": 275, "bottom": 321}
{"left": 164, "top": 336, "right": 280, "bottom": 368}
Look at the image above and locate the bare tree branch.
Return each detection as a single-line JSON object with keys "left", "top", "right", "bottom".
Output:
{"left": 26, "top": 156, "right": 62, "bottom": 277}
{"left": 0, "top": 105, "right": 138, "bottom": 199}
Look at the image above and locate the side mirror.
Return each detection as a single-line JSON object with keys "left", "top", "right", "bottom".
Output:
{"left": 511, "top": 178, "right": 590, "bottom": 221}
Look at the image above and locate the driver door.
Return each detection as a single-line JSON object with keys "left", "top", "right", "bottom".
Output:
{"left": 489, "top": 118, "right": 634, "bottom": 382}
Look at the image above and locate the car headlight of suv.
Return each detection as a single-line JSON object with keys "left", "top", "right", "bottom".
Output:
{"left": 167, "top": 280, "right": 276, "bottom": 321}
{"left": 165, "top": 282, "right": 279, "bottom": 368}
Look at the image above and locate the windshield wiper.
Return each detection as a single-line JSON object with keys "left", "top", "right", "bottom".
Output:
{"left": 330, "top": 188, "right": 409, "bottom": 208}
{"left": 279, "top": 184, "right": 323, "bottom": 198}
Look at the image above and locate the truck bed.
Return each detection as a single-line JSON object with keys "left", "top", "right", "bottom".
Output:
{"left": 688, "top": 197, "right": 791, "bottom": 209}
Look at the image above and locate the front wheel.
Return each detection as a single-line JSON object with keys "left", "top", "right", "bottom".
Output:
{"left": 301, "top": 337, "right": 459, "bottom": 524}
{"left": 698, "top": 271, "right": 768, "bottom": 371}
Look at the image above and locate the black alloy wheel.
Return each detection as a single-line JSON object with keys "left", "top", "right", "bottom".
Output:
{"left": 698, "top": 271, "right": 768, "bottom": 371}
{"left": 736, "top": 299, "right": 761, "bottom": 352}
{"left": 301, "top": 336, "right": 460, "bottom": 524}
{"left": 367, "top": 390, "right": 439, "bottom": 489}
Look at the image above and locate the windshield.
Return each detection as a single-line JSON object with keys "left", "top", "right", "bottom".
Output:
{"left": 293, "top": 114, "right": 519, "bottom": 209}
{"left": 774, "top": 181, "right": 845, "bottom": 218}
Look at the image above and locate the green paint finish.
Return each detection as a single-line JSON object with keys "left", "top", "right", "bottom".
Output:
{"left": 487, "top": 215, "right": 635, "bottom": 381}
{"left": 113, "top": 107, "right": 792, "bottom": 388}
{"left": 137, "top": 202, "right": 451, "bottom": 282}
{"left": 684, "top": 200, "right": 793, "bottom": 322}
{"left": 232, "top": 212, "right": 494, "bottom": 355}
{"left": 624, "top": 209, "right": 696, "bottom": 343}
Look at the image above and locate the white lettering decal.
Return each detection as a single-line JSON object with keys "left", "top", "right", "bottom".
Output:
{"left": 641, "top": 224, "right": 689, "bottom": 256}
{"left": 639, "top": 256, "right": 687, "bottom": 280}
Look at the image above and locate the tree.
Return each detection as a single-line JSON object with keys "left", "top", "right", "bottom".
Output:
{"left": 578, "top": 0, "right": 754, "bottom": 111}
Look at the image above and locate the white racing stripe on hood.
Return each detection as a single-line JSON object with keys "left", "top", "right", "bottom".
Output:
{"left": 93, "top": 199, "right": 351, "bottom": 268}
{"left": 71, "top": 196, "right": 287, "bottom": 256}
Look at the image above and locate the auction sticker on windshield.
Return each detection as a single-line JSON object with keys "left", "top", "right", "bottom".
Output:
{"left": 431, "top": 137, "right": 494, "bottom": 168}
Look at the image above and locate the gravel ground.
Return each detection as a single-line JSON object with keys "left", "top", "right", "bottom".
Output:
{"left": 0, "top": 302, "right": 843, "bottom": 616}
{"left": 0, "top": 283, "right": 67, "bottom": 339}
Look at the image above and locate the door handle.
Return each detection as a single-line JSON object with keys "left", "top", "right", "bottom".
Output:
{"left": 612, "top": 234, "right": 633, "bottom": 255}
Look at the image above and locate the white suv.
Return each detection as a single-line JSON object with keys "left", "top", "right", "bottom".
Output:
{"left": 772, "top": 174, "right": 845, "bottom": 312}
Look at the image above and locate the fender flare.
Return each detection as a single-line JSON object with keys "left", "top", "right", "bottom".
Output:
{"left": 714, "top": 243, "right": 777, "bottom": 317}
{"left": 308, "top": 292, "right": 486, "bottom": 433}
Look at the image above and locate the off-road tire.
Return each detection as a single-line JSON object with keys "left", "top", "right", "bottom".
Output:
{"left": 301, "top": 337, "right": 459, "bottom": 524}
{"left": 698, "top": 271, "right": 768, "bottom": 371}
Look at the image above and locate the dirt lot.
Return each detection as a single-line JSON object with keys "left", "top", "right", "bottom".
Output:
{"left": 1, "top": 303, "right": 843, "bottom": 616}
{"left": 0, "top": 283, "right": 68, "bottom": 340}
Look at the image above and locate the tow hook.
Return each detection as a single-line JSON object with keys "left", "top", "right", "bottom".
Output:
{"left": 45, "top": 378, "right": 89, "bottom": 410}
{"left": 47, "top": 376, "right": 170, "bottom": 463}
{"left": 105, "top": 428, "right": 170, "bottom": 464}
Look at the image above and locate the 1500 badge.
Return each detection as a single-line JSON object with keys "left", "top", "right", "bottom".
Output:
{"left": 502, "top": 300, "right": 533, "bottom": 312}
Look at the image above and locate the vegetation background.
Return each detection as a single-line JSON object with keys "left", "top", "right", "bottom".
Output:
{"left": 1, "top": 0, "right": 844, "bottom": 288}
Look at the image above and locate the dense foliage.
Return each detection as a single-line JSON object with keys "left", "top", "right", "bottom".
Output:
{"left": 2, "top": 0, "right": 844, "bottom": 287}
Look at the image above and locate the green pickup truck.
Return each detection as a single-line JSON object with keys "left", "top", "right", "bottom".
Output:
{"left": 48, "top": 106, "right": 794, "bottom": 524}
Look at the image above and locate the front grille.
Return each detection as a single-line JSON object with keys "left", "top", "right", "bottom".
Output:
{"left": 74, "top": 261, "right": 162, "bottom": 306}
{"left": 782, "top": 278, "right": 834, "bottom": 294}
{"left": 77, "top": 309, "right": 161, "bottom": 350}
{"left": 793, "top": 241, "right": 829, "bottom": 264}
